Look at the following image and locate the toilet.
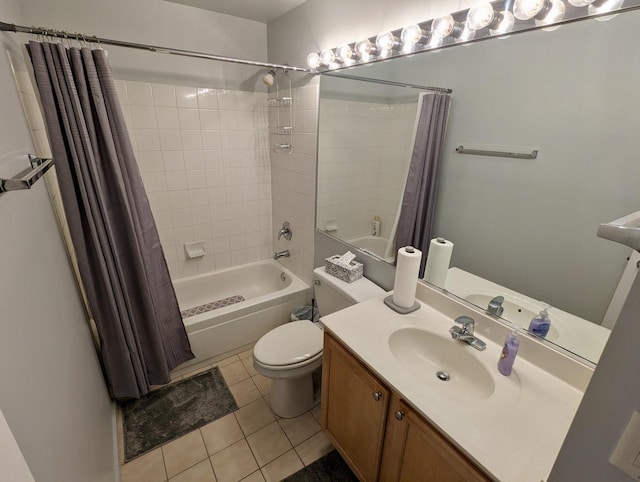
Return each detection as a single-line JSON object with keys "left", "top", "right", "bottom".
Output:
{"left": 253, "top": 266, "right": 386, "bottom": 418}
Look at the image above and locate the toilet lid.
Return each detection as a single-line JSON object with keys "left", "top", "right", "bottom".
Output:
{"left": 254, "top": 321, "right": 323, "bottom": 366}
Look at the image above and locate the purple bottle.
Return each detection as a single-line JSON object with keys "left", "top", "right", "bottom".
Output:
{"left": 498, "top": 327, "right": 520, "bottom": 376}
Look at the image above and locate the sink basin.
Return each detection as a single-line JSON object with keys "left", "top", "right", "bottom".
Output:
{"left": 388, "top": 328, "right": 496, "bottom": 400}
{"left": 465, "top": 294, "right": 560, "bottom": 341}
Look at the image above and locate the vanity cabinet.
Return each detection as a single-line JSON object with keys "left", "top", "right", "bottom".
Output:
{"left": 322, "top": 331, "right": 491, "bottom": 482}
{"left": 321, "top": 331, "right": 390, "bottom": 481}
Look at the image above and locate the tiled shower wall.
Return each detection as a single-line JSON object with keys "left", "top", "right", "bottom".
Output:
{"left": 270, "top": 79, "right": 318, "bottom": 286}
{"left": 316, "top": 98, "right": 417, "bottom": 242}
{"left": 115, "top": 80, "right": 273, "bottom": 279}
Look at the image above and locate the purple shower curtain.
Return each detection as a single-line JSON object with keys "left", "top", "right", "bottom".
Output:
{"left": 395, "top": 93, "right": 451, "bottom": 277}
{"left": 27, "top": 41, "right": 193, "bottom": 400}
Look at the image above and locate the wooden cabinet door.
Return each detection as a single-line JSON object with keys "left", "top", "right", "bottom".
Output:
{"left": 321, "top": 332, "right": 389, "bottom": 482}
{"left": 380, "top": 394, "right": 491, "bottom": 482}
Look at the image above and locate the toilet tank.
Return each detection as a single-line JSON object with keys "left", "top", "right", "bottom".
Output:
{"left": 312, "top": 267, "right": 386, "bottom": 316}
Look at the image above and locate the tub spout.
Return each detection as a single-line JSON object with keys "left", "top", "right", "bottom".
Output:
{"left": 274, "top": 250, "right": 290, "bottom": 260}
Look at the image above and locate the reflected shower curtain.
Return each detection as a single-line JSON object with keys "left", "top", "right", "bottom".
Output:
{"left": 27, "top": 41, "right": 193, "bottom": 400}
{"left": 395, "top": 93, "right": 451, "bottom": 278}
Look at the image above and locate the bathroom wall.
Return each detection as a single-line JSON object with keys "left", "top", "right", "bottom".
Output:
{"left": 0, "top": 1, "right": 115, "bottom": 481}
{"left": 317, "top": 97, "right": 416, "bottom": 241}
{"left": 267, "top": 0, "right": 640, "bottom": 477}
{"left": 270, "top": 75, "right": 318, "bottom": 285}
{"left": 116, "top": 79, "right": 273, "bottom": 279}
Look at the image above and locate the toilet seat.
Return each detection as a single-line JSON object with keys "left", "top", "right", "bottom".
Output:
{"left": 253, "top": 321, "right": 323, "bottom": 369}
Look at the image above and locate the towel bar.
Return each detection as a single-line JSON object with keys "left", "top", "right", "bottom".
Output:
{"left": 0, "top": 155, "right": 54, "bottom": 193}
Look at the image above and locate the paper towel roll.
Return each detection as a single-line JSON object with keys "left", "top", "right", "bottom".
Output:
{"left": 423, "top": 238, "right": 454, "bottom": 287}
{"left": 392, "top": 246, "right": 422, "bottom": 308}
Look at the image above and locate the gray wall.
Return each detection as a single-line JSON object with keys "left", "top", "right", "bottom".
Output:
{"left": 0, "top": 0, "right": 115, "bottom": 480}
{"left": 17, "top": 0, "right": 268, "bottom": 90}
{"left": 268, "top": 1, "right": 640, "bottom": 479}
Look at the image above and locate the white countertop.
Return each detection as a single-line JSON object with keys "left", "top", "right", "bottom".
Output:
{"left": 321, "top": 283, "right": 592, "bottom": 482}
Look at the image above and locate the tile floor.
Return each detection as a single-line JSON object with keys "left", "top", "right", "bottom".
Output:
{"left": 118, "top": 348, "right": 334, "bottom": 482}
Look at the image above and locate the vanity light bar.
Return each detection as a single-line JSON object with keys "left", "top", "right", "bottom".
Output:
{"left": 307, "top": 0, "right": 638, "bottom": 72}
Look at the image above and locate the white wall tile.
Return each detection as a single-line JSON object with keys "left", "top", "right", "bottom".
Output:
{"left": 197, "top": 88, "right": 218, "bottom": 109}
{"left": 156, "top": 107, "right": 180, "bottom": 129}
{"left": 178, "top": 109, "right": 201, "bottom": 130}
{"left": 162, "top": 151, "right": 185, "bottom": 171}
{"left": 152, "top": 83, "right": 177, "bottom": 107}
{"left": 159, "top": 129, "right": 183, "bottom": 151}
{"left": 165, "top": 171, "right": 188, "bottom": 191}
{"left": 126, "top": 81, "right": 153, "bottom": 105}
{"left": 181, "top": 130, "right": 203, "bottom": 150}
{"left": 200, "top": 110, "right": 221, "bottom": 130}
{"left": 130, "top": 104, "right": 157, "bottom": 129}
{"left": 135, "top": 129, "right": 161, "bottom": 150}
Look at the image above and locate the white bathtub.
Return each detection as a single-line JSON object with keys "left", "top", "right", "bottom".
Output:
{"left": 348, "top": 236, "right": 394, "bottom": 263}
{"left": 173, "top": 259, "right": 310, "bottom": 369}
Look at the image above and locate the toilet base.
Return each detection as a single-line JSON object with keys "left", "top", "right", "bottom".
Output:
{"left": 270, "top": 373, "right": 319, "bottom": 418}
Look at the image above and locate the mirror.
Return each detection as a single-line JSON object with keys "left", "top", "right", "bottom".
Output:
{"left": 316, "top": 9, "right": 640, "bottom": 364}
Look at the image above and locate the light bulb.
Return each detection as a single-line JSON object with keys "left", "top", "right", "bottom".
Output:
{"left": 336, "top": 44, "right": 356, "bottom": 63}
{"left": 320, "top": 49, "right": 336, "bottom": 66}
{"left": 513, "top": 0, "right": 548, "bottom": 20}
{"left": 588, "top": 0, "right": 624, "bottom": 17}
{"left": 376, "top": 31, "right": 399, "bottom": 52}
{"left": 306, "top": 52, "right": 321, "bottom": 69}
{"left": 355, "top": 39, "right": 375, "bottom": 58}
{"left": 535, "top": 0, "right": 566, "bottom": 26}
{"left": 467, "top": 3, "right": 498, "bottom": 30}
{"left": 432, "top": 15, "right": 456, "bottom": 38}
{"left": 489, "top": 11, "right": 515, "bottom": 35}
{"left": 401, "top": 24, "right": 426, "bottom": 48}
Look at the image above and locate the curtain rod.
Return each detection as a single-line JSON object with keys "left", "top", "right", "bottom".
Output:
{"left": 323, "top": 72, "right": 452, "bottom": 94}
{"left": 0, "top": 20, "right": 309, "bottom": 73}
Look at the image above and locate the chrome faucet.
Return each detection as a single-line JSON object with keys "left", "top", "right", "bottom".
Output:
{"left": 274, "top": 249, "right": 290, "bottom": 260}
{"left": 278, "top": 221, "right": 292, "bottom": 240}
{"left": 449, "top": 316, "right": 486, "bottom": 351}
{"left": 487, "top": 295, "right": 505, "bottom": 317}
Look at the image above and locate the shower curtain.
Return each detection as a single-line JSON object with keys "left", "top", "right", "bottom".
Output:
{"left": 395, "top": 92, "right": 451, "bottom": 278}
{"left": 27, "top": 41, "right": 194, "bottom": 400}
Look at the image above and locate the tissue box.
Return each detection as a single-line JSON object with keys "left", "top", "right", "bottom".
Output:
{"left": 324, "top": 255, "right": 363, "bottom": 283}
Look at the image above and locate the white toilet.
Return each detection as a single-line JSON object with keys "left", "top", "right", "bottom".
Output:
{"left": 253, "top": 266, "right": 385, "bottom": 418}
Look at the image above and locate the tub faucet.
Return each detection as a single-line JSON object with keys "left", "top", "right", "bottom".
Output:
{"left": 449, "top": 316, "right": 486, "bottom": 351}
{"left": 487, "top": 295, "right": 505, "bottom": 317}
{"left": 274, "top": 250, "right": 290, "bottom": 260}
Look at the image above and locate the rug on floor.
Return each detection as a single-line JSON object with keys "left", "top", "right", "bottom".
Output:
{"left": 283, "top": 450, "right": 359, "bottom": 482}
{"left": 120, "top": 366, "right": 238, "bottom": 462}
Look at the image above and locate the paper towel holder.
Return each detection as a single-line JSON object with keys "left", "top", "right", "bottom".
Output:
{"left": 384, "top": 295, "right": 421, "bottom": 314}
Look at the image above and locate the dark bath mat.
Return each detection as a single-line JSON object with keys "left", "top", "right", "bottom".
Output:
{"left": 120, "top": 367, "right": 238, "bottom": 462}
{"left": 283, "top": 450, "right": 358, "bottom": 482}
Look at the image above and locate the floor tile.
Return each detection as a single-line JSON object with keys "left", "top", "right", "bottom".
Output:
{"left": 228, "top": 378, "right": 262, "bottom": 407}
{"left": 310, "top": 404, "right": 322, "bottom": 424}
{"left": 240, "top": 356, "right": 258, "bottom": 377}
{"left": 261, "top": 449, "right": 304, "bottom": 482}
{"left": 215, "top": 354, "right": 241, "bottom": 368}
{"left": 239, "top": 471, "right": 264, "bottom": 482}
{"left": 162, "top": 431, "right": 208, "bottom": 478}
{"left": 180, "top": 363, "right": 215, "bottom": 380}
{"left": 251, "top": 374, "right": 271, "bottom": 396}
{"left": 294, "top": 430, "right": 334, "bottom": 466}
{"left": 120, "top": 448, "right": 167, "bottom": 482}
{"left": 235, "top": 398, "right": 276, "bottom": 436}
{"left": 238, "top": 348, "right": 253, "bottom": 361}
{"left": 169, "top": 459, "right": 216, "bottom": 482}
{"left": 201, "top": 413, "right": 244, "bottom": 456}
{"left": 220, "top": 360, "right": 251, "bottom": 385}
{"left": 278, "top": 412, "right": 321, "bottom": 446}
{"left": 210, "top": 439, "right": 258, "bottom": 482}
{"left": 246, "top": 422, "right": 293, "bottom": 467}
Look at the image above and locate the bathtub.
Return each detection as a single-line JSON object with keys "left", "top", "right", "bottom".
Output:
{"left": 173, "top": 259, "right": 310, "bottom": 369}
{"left": 348, "top": 236, "right": 394, "bottom": 263}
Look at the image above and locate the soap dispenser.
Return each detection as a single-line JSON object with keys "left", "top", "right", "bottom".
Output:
{"left": 498, "top": 325, "right": 520, "bottom": 376}
{"left": 371, "top": 216, "right": 381, "bottom": 237}
{"left": 528, "top": 306, "right": 551, "bottom": 338}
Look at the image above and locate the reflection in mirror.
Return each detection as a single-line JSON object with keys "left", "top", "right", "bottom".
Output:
{"left": 317, "top": 9, "right": 640, "bottom": 364}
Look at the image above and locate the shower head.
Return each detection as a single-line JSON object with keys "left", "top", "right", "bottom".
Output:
{"left": 262, "top": 69, "right": 277, "bottom": 86}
